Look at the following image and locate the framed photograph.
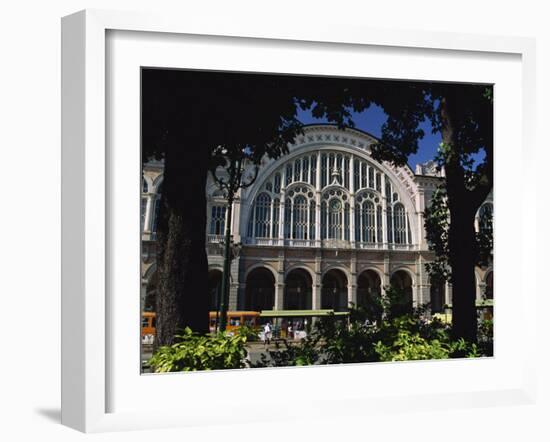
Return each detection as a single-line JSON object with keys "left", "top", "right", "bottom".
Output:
{"left": 62, "top": 9, "right": 537, "bottom": 433}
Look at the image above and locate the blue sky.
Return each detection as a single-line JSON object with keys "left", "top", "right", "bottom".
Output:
{"left": 296, "top": 105, "right": 442, "bottom": 170}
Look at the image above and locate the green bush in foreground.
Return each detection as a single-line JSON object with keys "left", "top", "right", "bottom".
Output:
{"left": 148, "top": 328, "right": 248, "bottom": 372}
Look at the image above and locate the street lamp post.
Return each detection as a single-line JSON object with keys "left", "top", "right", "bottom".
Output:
{"left": 218, "top": 236, "right": 241, "bottom": 332}
{"left": 210, "top": 151, "right": 257, "bottom": 333}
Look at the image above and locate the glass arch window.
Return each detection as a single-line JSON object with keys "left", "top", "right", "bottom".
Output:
{"left": 393, "top": 203, "right": 408, "bottom": 244}
{"left": 292, "top": 195, "right": 308, "bottom": 239}
{"left": 254, "top": 193, "right": 271, "bottom": 238}
{"left": 246, "top": 149, "right": 412, "bottom": 247}
{"left": 209, "top": 205, "right": 226, "bottom": 235}
{"left": 328, "top": 198, "right": 343, "bottom": 239}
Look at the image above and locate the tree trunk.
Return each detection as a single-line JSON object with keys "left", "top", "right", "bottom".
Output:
{"left": 440, "top": 93, "right": 479, "bottom": 343}
{"left": 154, "top": 139, "right": 210, "bottom": 349}
{"left": 446, "top": 187, "right": 478, "bottom": 342}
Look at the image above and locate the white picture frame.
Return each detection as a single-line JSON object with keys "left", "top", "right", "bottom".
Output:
{"left": 61, "top": 9, "right": 537, "bottom": 433}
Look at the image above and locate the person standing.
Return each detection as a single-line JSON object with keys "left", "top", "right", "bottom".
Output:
{"left": 263, "top": 322, "right": 272, "bottom": 346}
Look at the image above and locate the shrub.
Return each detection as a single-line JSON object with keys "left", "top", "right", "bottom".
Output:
{"left": 148, "top": 328, "right": 248, "bottom": 372}
{"left": 477, "top": 318, "right": 494, "bottom": 356}
{"left": 374, "top": 329, "right": 479, "bottom": 362}
{"left": 236, "top": 324, "right": 261, "bottom": 342}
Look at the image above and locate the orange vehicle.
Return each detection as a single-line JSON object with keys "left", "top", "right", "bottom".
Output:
{"left": 209, "top": 311, "right": 260, "bottom": 334}
{"left": 141, "top": 312, "right": 156, "bottom": 343}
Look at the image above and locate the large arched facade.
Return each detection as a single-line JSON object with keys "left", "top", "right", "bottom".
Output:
{"left": 141, "top": 125, "right": 493, "bottom": 316}
{"left": 243, "top": 145, "right": 415, "bottom": 249}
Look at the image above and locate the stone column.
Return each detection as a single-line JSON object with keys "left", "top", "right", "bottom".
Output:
{"left": 350, "top": 196, "right": 356, "bottom": 245}
{"left": 229, "top": 283, "right": 239, "bottom": 311}
{"left": 445, "top": 282, "right": 453, "bottom": 307}
{"left": 143, "top": 195, "right": 154, "bottom": 233}
{"left": 381, "top": 175, "right": 388, "bottom": 246}
{"left": 274, "top": 282, "right": 285, "bottom": 310}
{"left": 312, "top": 283, "right": 321, "bottom": 310}
{"left": 347, "top": 283, "right": 357, "bottom": 308}
{"left": 383, "top": 254, "right": 391, "bottom": 289}
{"left": 232, "top": 191, "right": 242, "bottom": 242}
{"left": 315, "top": 153, "right": 322, "bottom": 246}
{"left": 416, "top": 254, "right": 430, "bottom": 307}
{"left": 278, "top": 197, "right": 285, "bottom": 245}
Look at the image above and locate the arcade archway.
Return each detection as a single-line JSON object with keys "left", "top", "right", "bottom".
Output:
{"left": 321, "top": 269, "right": 348, "bottom": 312}
{"left": 245, "top": 267, "right": 275, "bottom": 311}
{"left": 284, "top": 269, "right": 312, "bottom": 310}
{"left": 390, "top": 270, "right": 413, "bottom": 315}
{"left": 357, "top": 269, "right": 383, "bottom": 320}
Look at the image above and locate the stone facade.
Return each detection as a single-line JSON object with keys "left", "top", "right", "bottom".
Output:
{"left": 141, "top": 125, "right": 493, "bottom": 314}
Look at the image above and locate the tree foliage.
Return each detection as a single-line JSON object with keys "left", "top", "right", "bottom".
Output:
{"left": 424, "top": 182, "right": 493, "bottom": 284}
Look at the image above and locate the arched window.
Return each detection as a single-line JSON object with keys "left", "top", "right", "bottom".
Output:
{"left": 302, "top": 156, "right": 309, "bottom": 182}
{"left": 294, "top": 158, "right": 301, "bottom": 182}
{"left": 386, "top": 206, "right": 393, "bottom": 244}
{"left": 209, "top": 205, "right": 226, "bottom": 235}
{"left": 321, "top": 154, "right": 328, "bottom": 188}
{"left": 344, "top": 202, "right": 350, "bottom": 241}
{"left": 343, "top": 156, "right": 350, "bottom": 189}
{"left": 368, "top": 166, "right": 375, "bottom": 188}
{"left": 361, "top": 162, "right": 367, "bottom": 189}
{"left": 272, "top": 198, "right": 280, "bottom": 237}
{"left": 328, "top": 198, "right": 343, "bottom": 239}
{"left": 274, "top": 173, "right": 281, "bottom": 193}
{"left": 393, "top": 203, "right": 407, "bottom": 244}
{"left": 376, "top": 205, "right": 383, "bottom": 242}
{"left": 360, "top": 200, "right": 375, "bottom": 243}
{"left": 292, "top": 195, "right": 308, "bottom": 239}
{"left": 353, "top": 159, "right": 360, "bottom": 190}
{"left": 254, "top": 193, "right": 271, "bottom": 238}
{"left": 246, "top": 149, "right": 412, "bottom": 248}
{"left": 309, "top": 199, "right": 316, "bottom": 240}
{"left": 320, "top": 201, "right": 327, "bottom": 239}
{"left": 285, "top": 164, "right": 292, "bottom": 186}
{"left": 385, "top": 180, "right": 392, "bottom": 202}
{"left": 310, "top": 154, "right": 317, "bottom": 187}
